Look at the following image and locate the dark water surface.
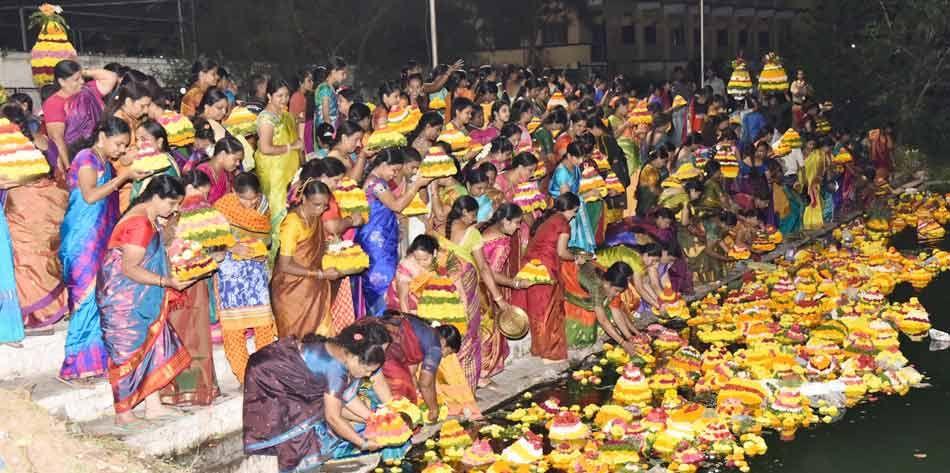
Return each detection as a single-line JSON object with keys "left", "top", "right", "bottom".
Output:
{"left": 402, "top": 229, "right": 950, "bottom": 473}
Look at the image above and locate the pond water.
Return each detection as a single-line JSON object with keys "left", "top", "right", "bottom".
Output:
{"left": 395, "top": 228, "right": 950, "bottom": 473}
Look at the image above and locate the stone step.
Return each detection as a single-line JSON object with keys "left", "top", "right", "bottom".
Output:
{"left": 0, "top": 323, "right": 68, "bottom": 380}
{"left": 1, "top": 342, "right": 241, "bottom": 423}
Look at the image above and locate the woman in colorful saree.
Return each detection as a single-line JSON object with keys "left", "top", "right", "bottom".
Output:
{"left": 562, "top": 260, "right": 639, "bottom": 351}
{"left": 255, "top": 78, "right": 303, "bottom": 232}
{"left": 0, "top": 107, "right": 68, "bottom": 333}
{"left": 59, "top": 117, "right": 148, "bottom": 382}
{"left": 478, "top": 204, "right": 538, "bottom": 384}
{"left": 549, "top": 142, "right": 596, "bottom": 254}
{"left": 159, "top": 171, "right": 220, "bottom": 407}
{"left": 298, "top": 158, "right": 364, "bottom": 334}
{"left": 97, "top": 175, "right": 192, "bottom": 425}
{"left": 41, "top": 60, "right": 118, "bottom": 174}
{"left": 129, "top": 120, "right": 182, "bottom": 203}
{"left": 376, "top": 312, "right": 464, "bottom": 421}
{"left": 271, "top": 180, "right": 338, "bottom": 338}
{"left": 243, "top": 324, "right": 388, "bottom": 473}
{"left": 355, "top": 148, "right": 429, "bottom": 317}
{"left": 511, "top": 193, "right": 581, "bottom": 362}
{"left": 179, "top": 58, "right": 219, "bottom": 118}
{"left": 0, "top": 178, "right": 24, "bottom": 346}
{"left": 438, "top": 195, "right": 509, "bottom": 389}
{"left": 213, "top": 172, "right": 276, "bottom": 384}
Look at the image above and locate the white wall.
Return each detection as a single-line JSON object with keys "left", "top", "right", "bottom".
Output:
{"left": 0, "top": 51, "right": 175, "bottom": 105}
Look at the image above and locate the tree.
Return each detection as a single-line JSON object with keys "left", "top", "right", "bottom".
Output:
{"left": 188, "top": 0, "right": 479, "bottom": 92}
{"left": 785, "top": 0, "right": 950, "bottom": 158}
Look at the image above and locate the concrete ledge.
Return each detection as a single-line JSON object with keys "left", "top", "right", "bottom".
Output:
{"left": 0, "top": 324, "right": 67, "bottom": 380}
{"left": 2, "top": 343, "right": 240, "bottom": 424}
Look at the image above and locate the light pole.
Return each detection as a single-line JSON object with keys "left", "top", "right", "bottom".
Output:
{"left": 699, "top": 0, "right": 705, "bottom": 88}
{"left": 429, "top": 0, "right": 438, "bottom": 68}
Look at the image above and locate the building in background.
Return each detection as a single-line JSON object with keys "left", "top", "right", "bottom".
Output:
{"left": 472, "top": 0, "right": 810, "bottom": 80}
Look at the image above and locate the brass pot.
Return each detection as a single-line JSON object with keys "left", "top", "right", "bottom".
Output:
{"left": 497, "top": 305, "right": 529, "bottom": 340}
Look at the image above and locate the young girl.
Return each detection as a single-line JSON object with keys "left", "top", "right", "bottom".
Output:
{"left": 180, "top": 58, "right": 219, "bottom": 117}
{"left": 213, "top": 173, "right": 276, "bottom": 383}
{"left": 195, "top": 87, "right": 229, "bottom": 141}
{"left": 407, "top": 111, "right": 444, "bottom": 157}
{"left": 315, "top": 57, "right": 347, "bottom": 127}
{"left": 386, "top": 234, "right": 439, "bottom": 313}
{"left": 197, "top": 135, "right": 243, "bottom": 204}
{"left": 160, "top": 171, "right": 220, "bottom": 407}
{"left": 355, "top": 149, "right": 429, "bottom": 317}
{"left": 327, "top": 120, "right": 369, "bottom": 181}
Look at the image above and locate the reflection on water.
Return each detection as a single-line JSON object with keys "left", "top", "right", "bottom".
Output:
{"left": 400, "top": 228, "right": 949, "bottom": 472}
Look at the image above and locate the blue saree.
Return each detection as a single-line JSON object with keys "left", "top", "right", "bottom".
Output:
{"left": 245, "top": 339, "right": 378, "bottom": 473}
{"left": 98, "top": 216, "right": 190, "bottom": 413}
{"left": 0, "top": 191, "right": 24, "bottom": 344}
{"left": 354, "top": 177, "right": 399, "bottom": 317}
{"left": 59, "top": 149, "right": 118, "bottom": 379}
{"left": 549, "top": 164, "right": 595, "bottom": 253}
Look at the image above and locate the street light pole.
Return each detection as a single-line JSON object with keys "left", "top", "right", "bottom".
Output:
{"left": 700, "top": 0, "right": 705, "bottom": 88}
{"left": 429, "top": 0, "right": 438, "bottom": 68}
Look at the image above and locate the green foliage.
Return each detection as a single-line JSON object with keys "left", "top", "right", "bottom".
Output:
{"left": 785, "top": 0, "right": 950, "bottom": 163}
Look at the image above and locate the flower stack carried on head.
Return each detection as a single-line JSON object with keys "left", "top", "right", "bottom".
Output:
{"left": 716, "top": 143, "right": 739, "bottom": 178}
{"left": 168, "top": 238, "right": 217, "bottom": 280}
{"left": 728, "top": 57, "right": 753, "bottom": 99}
{"left": 512, "top": 180, "right": 547, "bottom": 214}
{"left": 604, "top": 170, "right": 625, "bottom": 195}
{"left": 130, "top": 145, "right": 172, "bottom": 175}
{"left": 758, "top": 52, "right": 789, "bottom": 93}
{"left": 515, "top": 259, "right": 553, "bottom": 284}
{"left": 223, "top": 106, "right": 258, "bottom": 137}
{"left": 547, "top": 92, "right": 567, "bottom": 111}
{"left": 321, "top": 240, "right": 370, "bottom": 275}
{"left": 29, "top": 4, "right": 77, "bottom": 86}
{"left": 402, "top": 192, "right": 429, "bottom": 217}
{"left": 578, "top": 163, "right": 608, "bottom": 202}
{"left": 590, "top": 149, "right": 611, "bottom": 172}
{"left": 177, "top": 198, "right": 236, "bottom": 252}
{"left": 364, "top": 406, "right": 412, "bottom": 447}
{"left": 437, "top": 125, "right": 482, "bottom": 160}
{"left": 366, "top": 120, "right": 408, "bottom": 152}
{"left": 627, "top": 99, "right": 652, "bottom": 125}
{"left": 386, "top": 106, "right": 422, "bottom": 135}
{"left": 419, "top": 145, "right": 457, "bottom": 179}
{"left": 417, "top": 273, "right": 467, "bottom": 329}
{"left": 332, "top": 177, "right": 369, "bottom": 222}
{"left": 158, "top": 111, "right": 196, "bottom": 148}
{"left": 0, "top": 117, "right": 51, "bottom": 182}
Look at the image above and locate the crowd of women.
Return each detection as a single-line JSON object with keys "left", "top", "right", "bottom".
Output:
{"left": 0, "top": 54, "right": 894, "bottom": 471}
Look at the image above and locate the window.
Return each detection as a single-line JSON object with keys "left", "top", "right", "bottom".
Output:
{"left": 717, "top": 29, "right": 728, "bottom": 47}
{"left": 671, "top": 27, "right": 684, "bottom": 48}
{"left": 758, "top": 31, "right": 770, "bottom": 50}
{"left": 622, "top": 24, "right": 636, "bottom": 44}
{"left": 738, "top": 30, "right": 749, "bottom": 48}
{"left": 541, "top": 21, "right": 568, "bottom": 45}
{"left": 644, "top": 24, "right": 657, "bottom": 45}
{"left": 592, "top": 21, "right": 607, "bottom": 61}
